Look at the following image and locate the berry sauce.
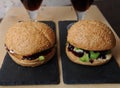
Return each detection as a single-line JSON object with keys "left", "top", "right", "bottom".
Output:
{"left": 68, "top": 43, "right": 84, "bottom": 57}
{"left": 23, "top": 48, "right": 52, "bottom": 60}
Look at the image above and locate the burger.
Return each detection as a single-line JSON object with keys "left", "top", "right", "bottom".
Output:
{"left": 5, "top": 21, "right": 56, "bottom": 67}
{"left": 66, "top": 20, "right": 116, "bottom": 66}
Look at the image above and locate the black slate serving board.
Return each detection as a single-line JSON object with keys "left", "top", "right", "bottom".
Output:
{"left": 59, "top": 21, "right": 120, "bottom": 84}
{"left": 0, "top": 21, "right": 60, "bottom": 85}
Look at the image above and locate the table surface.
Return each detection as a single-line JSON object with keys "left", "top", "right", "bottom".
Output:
{"left": 94, "top": 0, "right": 120, "bottom": 37}
{"left": 0, "top": 5, "right": 120, "bottom": 88}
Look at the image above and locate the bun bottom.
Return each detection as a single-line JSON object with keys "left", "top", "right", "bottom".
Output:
{"left": 66, "top": 47, "right": 112, "bottom": 66}
{"left": 9, "top": 48, "right": 55, "bottom": 67}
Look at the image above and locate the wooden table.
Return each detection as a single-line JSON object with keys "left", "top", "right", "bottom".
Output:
{"left": 0, "top": 5, "right": 120, "bottom": 88}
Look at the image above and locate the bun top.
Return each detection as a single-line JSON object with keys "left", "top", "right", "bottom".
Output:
{"left": 5, "top": 21, "right": 55, "bottom": 56}
{"left": 67, "top": 20, "right": 116, "bottom": 51}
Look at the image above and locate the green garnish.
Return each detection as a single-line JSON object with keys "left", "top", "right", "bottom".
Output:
{"left": 90, "top": 51, "right": 100, "bottom": 59}
{"left": 73, "top": 47, "right": 83, "bottom": 53}
{"left": 38, "top": 56, "right": 45, "bottom": 61}
{"left": 80, "top": 54, "right": 89, "bottom": 62}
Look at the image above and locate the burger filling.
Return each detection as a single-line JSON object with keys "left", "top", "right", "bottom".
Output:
{"left": 22, "top": 48, "right": 52, "bottom": 60}
{"left": 5, "top": 44, "right": 53, "bottom": 60}
{"left": 67, "top": 43, "right": 111, "bottom": 63}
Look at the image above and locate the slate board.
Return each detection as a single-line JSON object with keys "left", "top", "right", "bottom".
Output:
{"left": 0, "top": 21, "right": 60, "bottom": 85}
{"left": 59, "top": 21, "right": 120, "bottom": 84}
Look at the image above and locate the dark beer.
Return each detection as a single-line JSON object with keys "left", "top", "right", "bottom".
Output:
{"left": 71, "top": 0, "right": 94, "bottom": 11}
{"left": 21, "top": 0, "right": 43, "bottom": 11}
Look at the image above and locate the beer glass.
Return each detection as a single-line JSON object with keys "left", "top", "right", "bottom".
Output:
{"left": 71, "top": 0, "right": 94, "bottom": 20}
{"left": 21, "top": 0, "right": 43, "bottom": 21}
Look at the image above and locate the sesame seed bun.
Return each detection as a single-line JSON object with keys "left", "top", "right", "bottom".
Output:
{"left": 67, "top": 20, "right": 116, "bottom": 51}
{"left": 5, "top": 21, "right": 56, "bottom": 67}
{"left": 66, "top": 20, "right": 116, "bottom": 66}
{"left": 5, "top": 21, "right": 55, "bottom": 56}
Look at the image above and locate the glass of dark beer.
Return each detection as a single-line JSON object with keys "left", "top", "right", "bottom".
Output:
{"left": 71, "top": 0, "right": 94, "bottom": 20}
{"left": 21, "top": 0, "right": 43, "bottom": 21}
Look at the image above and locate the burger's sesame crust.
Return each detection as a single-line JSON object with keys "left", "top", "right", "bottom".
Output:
{"left": 5, "top": 21, "right": 55, "bottom": 56}
{"left": 67, "top": 20, "right": 116, "bottom": 51}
